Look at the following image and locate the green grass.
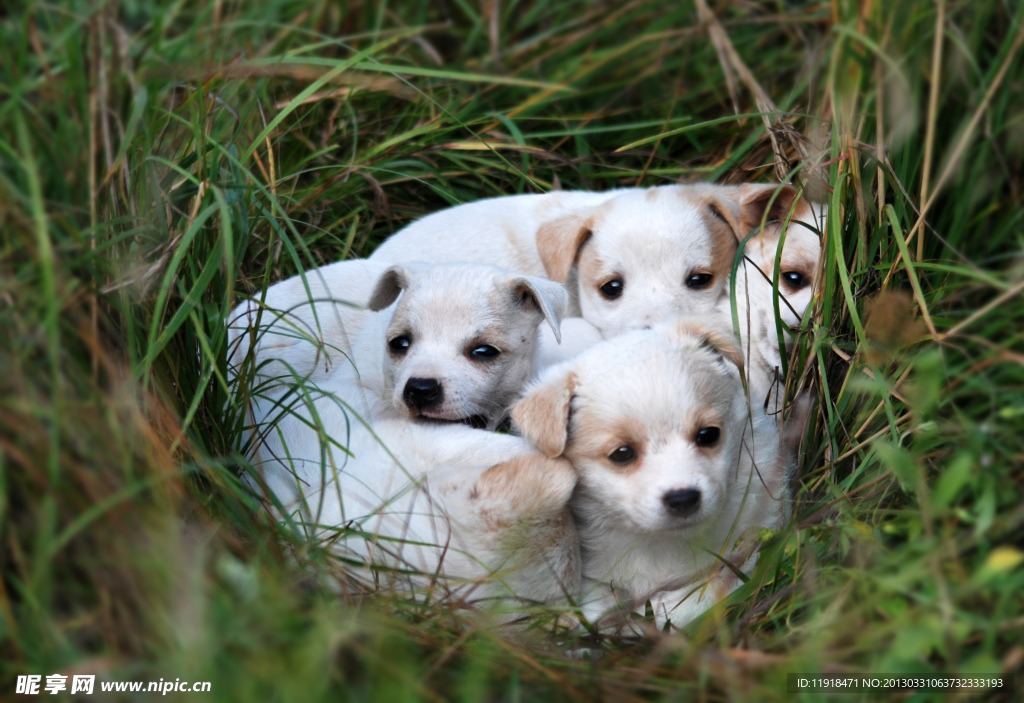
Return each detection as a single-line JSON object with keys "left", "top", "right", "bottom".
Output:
{"left": 2, "top": 0, "right": 1023, "bottom": 700}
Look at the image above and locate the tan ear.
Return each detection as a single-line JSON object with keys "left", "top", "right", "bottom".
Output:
{"left": 666, "top": 320, "right": 745, "bottom": 375}
{"left": 366, "top": 265, "right": 409, "bottom": 311}
{"left": 511, "top": 369, "right": 578, "bottom": 458}
{"left": 703, "top": 192, "right": 744, "bottom": 241}
{"left": 509, "top": 275, "right": 569, "bottom": 343}
{"left": 536, "top": 214, "right": 594, "bottom": 283}
{"left": 738, "top": 184, "right": 802, "bottom": 240}
{"left": 699, "top": 326, "right": 746, "bottom": 374}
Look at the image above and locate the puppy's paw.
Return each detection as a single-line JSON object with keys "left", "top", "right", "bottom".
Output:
{"left": 475, "top": 453, "right": 577, "bottom": 518}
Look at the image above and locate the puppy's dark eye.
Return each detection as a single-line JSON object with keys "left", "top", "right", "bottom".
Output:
{"left": 388, "top": 336, "right": 411, "bottom": 355}
{"left": 781, "top": 271, "right": 809, "bottom": 289}
{"left": 599, "top": 279, "right": 624, "bottom": 300}
{"left": 608, "top": 445, "right": 637, "bottom": 465}
{"left": 686, "top": 273, "right": 714, "bottom": 289}
{"left": 695, "top": 427, "right": 720, "bottom": 447}
{"left": 469, "top": 345, "right": 501, "bottom": 360}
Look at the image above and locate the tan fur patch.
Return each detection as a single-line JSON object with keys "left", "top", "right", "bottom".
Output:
{"left": 698, "top": 200, "right": 741, "bottom": 283}
{"left": 669, "top": 187, "right": 740, "bottom": 285}
{"left": 568, "top": 415, "right": 648, "bottom": 475}
{"left": 536, "top": 215, "right": 594, "bottom": 282}
{"left": 666, "top": 319, "right": 745, "bottom": 374}
{"left": 575, "top": 242, "right": 607, "bottom": 297}
{"left": 476, "top": 453, "right": 577, "bottom": 516}
{"left": 511, "top": 371, "right": 578, "bottom": 458}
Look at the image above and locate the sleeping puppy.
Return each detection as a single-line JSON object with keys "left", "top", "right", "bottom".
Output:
{"left": 229, "top": 261, "right": 568, "bottom": 432}
{"left": 252, "top": 396, "right": 580, "bottom": 610}
{"left": 512, "top": 319, "right": 797, "bottom": 632}
{"left": 718, "top": 184, "right": 825, "bottom": 409}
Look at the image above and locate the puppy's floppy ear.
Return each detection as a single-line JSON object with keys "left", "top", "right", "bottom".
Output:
{"left": 738, "top": 184, "right": 802, "bottom": 239}
{"left": 666, "top": 320, "right": 745, "bottom": 374}
{"left": 536, "top": 213, "right": 594, "bottom": 283}
{"left": 367, "top": 263, "right": 432, "bottom": 311}
{"left": 509, "top": 275, "right": 569, "bottom": 343}
{"left": 702, "top": 192, "right": 744, "bottom": 242}
{"left": 511, "top": 369, "right": 578, "bottom": 458}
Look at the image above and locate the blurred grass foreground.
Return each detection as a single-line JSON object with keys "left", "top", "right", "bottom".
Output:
{"left": 2, "top": 0, "right": 1023, "bottom": 700}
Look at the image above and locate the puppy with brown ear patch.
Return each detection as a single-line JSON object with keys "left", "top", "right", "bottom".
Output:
{"left": 717, "top": 184, "right": 825, "bottom": 410}
{"left": 512, "top": 319, "right": 797, "bottom": 632}
{"left": 370, "top": 185, "right": 803, "bottom": 341}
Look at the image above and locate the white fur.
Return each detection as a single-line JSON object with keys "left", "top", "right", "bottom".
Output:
{"left": 370, "top": 190, "right": 628, "bottom": 280}
{"left": 535, "top": 317, "right": 604, "bottom": 377}
{"left": 719, "top": 186, "right": 826, "bottom": 413}
{"left": 249, "top": 380, "right": 580, "bottom": 609}
{"left": 370, "top": 186, "right": 740, "bottom": 336}
{"left": 229, "top": 261, "right": 568, "bottom": 436}
{"left": 513, "top": 319, "right": 794, "bottom": 632}
{"left": 227, "top": 259, "right": 390, "bottom": 387}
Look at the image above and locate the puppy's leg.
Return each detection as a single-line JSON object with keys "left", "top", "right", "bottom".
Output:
{"left": 446, "top": 453, "right": 580, "bottom": 605}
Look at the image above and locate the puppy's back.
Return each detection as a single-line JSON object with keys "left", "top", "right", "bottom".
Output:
{"left": 370, "top": 191, "right": 625, "bottom": 275}
{"left": 228, "top": 259, "right": 390, "bottom": 388}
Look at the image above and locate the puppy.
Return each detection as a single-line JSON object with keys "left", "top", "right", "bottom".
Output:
{"left": 717, "top": 184, "right": 825, "bottom": 409}
{"left": 229, "top": 261, "right": 567, "bottom": 431}
{"left": 252, "top": 387, "right": 580, "bottom": 609}
{"left": 371, "top": 185, "right": 796, "bottom": 340}
{"left": 512, "top": 319, "right": 795, "bottom": 632}
{"left": 336, "top": 262, "right": 567, "bottom": 429}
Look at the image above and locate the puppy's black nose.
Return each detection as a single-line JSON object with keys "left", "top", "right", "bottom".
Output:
{"left": 662, "top": 488, "right": 701, "bottom": 517}
{"left": 403, "top": 377, "right": 442, "bottom": 411}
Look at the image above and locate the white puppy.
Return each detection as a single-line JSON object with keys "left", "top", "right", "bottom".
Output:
{"left": 338, "top": 262, "right": 567, "bottom": 429}
{"left": 229, "top": 261, "right": 568, "bottom": 433}
{"left": 251, "top": 383, "right": 580, "bottom": 609}
{"left": 512, "top": 319, "right": 797, "bottom": 632}
{"left": 371, "top": 186, "right": 777, "bottom": 337}
{"left": 718, "top": 184, "right": 825, "bottom": 409}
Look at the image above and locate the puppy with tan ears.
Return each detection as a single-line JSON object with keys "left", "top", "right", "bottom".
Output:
{"left": 252, "top": 385, "right": 580, "bottom": 609}
{"left": 370, "top": 185, "right": 805, "bottom": 340}
{"left": 717, "top": 184, "right": 825, "bottom": 409}
{"left": 512, "top": 319, "right": 796, "bottom": 632}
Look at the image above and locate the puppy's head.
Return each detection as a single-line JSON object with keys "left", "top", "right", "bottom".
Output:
{"left": 512, "top": 320, "right": 750, "bottom": 534}
{"left": 734, "top": 184, "right": 824, "bottom": 330}
{"left": 368, "top": 263, "right": 568, "bottom": 430}
{"left": 536, "top": 185, "right": 750, "bottom": 338}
